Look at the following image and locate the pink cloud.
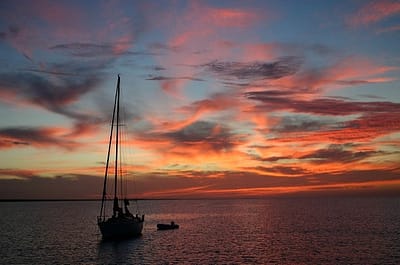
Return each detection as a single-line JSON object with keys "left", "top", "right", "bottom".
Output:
{"left": 67, "top": 122, "right": 101, "bottom": 139}
{"left": 202, "top": 5, "right": 261, "bottom": 28}
{"left": 348, "top": 0, "right": 400, "bottom": 27}
{"left": 265, "top": 56, "right": 395, "bottom": 98}
{"left": 160, "top": 79, "right": 187, "bottom": 99}
{"left": 326, "top": 57, "right": 396, "bottom": 82}
{"left": 112, "top": 35, "right": 134, "bottom": 55}
{"left": 376, "top": 24, "right": 400, "bottom": 33}
{"left": 150, "top": 2, "right": 268, "bottom": 97}
{"left": 0, "top": 1, "right": 86, "bottom": 58}
{"left": 0, "top": 0, "right": 136, "bottom": 61}
{"left": 241, "top": 43, "right": 278, "bottom": 62}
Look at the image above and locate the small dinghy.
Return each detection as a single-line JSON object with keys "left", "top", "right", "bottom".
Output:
{"left": 157, "top": 221, "right": 179, "bottom": 230}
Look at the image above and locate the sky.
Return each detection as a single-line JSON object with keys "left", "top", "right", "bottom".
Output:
{"left": 0, "top": 0, "right": 399, "bottom": 199}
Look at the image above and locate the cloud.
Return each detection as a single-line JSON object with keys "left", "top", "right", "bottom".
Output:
{"left": 1, "top": 169, "right": 399, "bottom": 199}
{"left": 148, "top": 42, "right": 181, "bottom": 53}
{"left": 141, "top": 91, "right": 243, "bottom": 134}
{"left": 0, "top": 169, "right": 39, "bottom": 180}
{"left": 0, "top": 0, "right": 145, "bottom": 64}
{"left": 345, "top": 112, "right": 400, "bottom": 134}
{"left": 249, "top": 165, "right": 311, "bottom": 176}
{"left": 274, "top": 115, "right": 338, "bottom": 133}
{"left": 173, "top": 92, "right": 242, "bottom": 128}
{"left": 0, "top": 72, "right": 99, "bottom": 110}
{"left": 0, "top": 70, "right": 107, "bottom": 143}
{"left": 376, "top": 24, "right": 400, "bottom": 33}
{"left": 126, "top": 117, "right": 252, "bottom": 174}
{"left": 203, "top": 56, "right": 302, "bottom": 81}
{"left": 1, "top": 1, "right": 399, "bottom": 199}
{"left": 50, "top": 43, "right": 121, "bottom": 57}
{"left": 271, "top": 113, "right": 400, "bottom": 147}
{"left": 0, "top": 1, "right": 84, "bottom": 59}
{"left": 132, "top": 120, "right": 243, "bottom": 156}
{"left": 146, "top": 75, "right": 204, "bottom": 81}
{"left": 18, "top": 68, "right": 78, "bottom": 76}
{"left": 162, "top": 2, "right": 264, "bottom": 50}
{"left": 0, "top": 24, "right": 20, "bottom": 40}
{"left": 0, "top": 173, "right": 102, "bottom": 200}
{"left": 347, "top": 0, "right": 400, "bottom": 27}
{"left": 244, "top": 91, "right": 400, "bottom": 168}
{"left": 0, "top": 126, "right": 78, "bottom": 150}
{"left": 164, "top": 121, "right": 237, "bottom": 152}
{"left": 145, "top": 75, "right": 204, "bottom": 96}
{"left": 149, "top": 65, "right": 166, "bottom": 71}
{"left": 49, "top": 41, "right": 139, "bottom": 57}
{"left": 300, "top": 144, "right": 377, "bottom": 163}
{"left": 246, "top": 92, "right": 400, "bottom": 117}
{"left": 203, "top": 6, "right": 262, "bottom": 28}
{"left": 259, "top": 56, "right": 396, "bottom": 100}
{"left": 143, "top": 1, "right": 269, "bottom": 97}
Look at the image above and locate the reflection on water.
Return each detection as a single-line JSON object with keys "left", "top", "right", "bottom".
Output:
{"left": 97, "top": 237, "right": 145, "bottom": 265}
{"left": 1, "top": 197, "right": 400, "bottom": 264}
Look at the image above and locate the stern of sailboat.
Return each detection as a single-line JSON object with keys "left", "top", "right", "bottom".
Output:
{"left": 98, "top": 215, "right": 144, "bottom": 239}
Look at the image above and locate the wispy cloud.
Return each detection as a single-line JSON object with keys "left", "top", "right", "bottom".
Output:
{"left": 0, "top": 126, "right": 78, "bottom": 150}
{"left": 0, "top": 173, "right": 102, "bottom": 199}
{"left": 0, "top": 71, "right": 106, "bottom": 144}
{"left": 300, "top": 144, "right": 378, "bottom": 164}
{"left": 203, "top": 56, "right": 302, "bottom": 81}
{"left": 1, "top": 169, "right": 399, "bottom": 199}
{"left": 0, "top": 0, "right": 399, "bottom": 198}
{"left": 376, "top": 24, "right": 400, "bottom": 34}
{"left": 49, "top": 39, "right": 152, "bottom": 58}
{"left": 164, "top": 121, "right": 239, "bottom": 152}
{"left": 347, "top": 0, "right": 400, "bottom": 27}
{"left": 0, "top": 168, "right": 39, "bottom": 180}
{"left": 146, "top": 75, "right": 204, "bottom": 82}
{"left": 246, "top": 94, "right": 400, "bottom": 117}
{"left": 49, "top": 42, "right": 131, "bottom": 57}
{"left": 0, "top": 72, "right": 99, "bottom": 110}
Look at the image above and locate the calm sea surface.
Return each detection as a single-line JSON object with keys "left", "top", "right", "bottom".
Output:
{"left": 0, "top": 197, "right": 399, "bottom": 264}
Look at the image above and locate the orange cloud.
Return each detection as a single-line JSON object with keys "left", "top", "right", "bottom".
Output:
{"left": 195, "top": 179, "right": 400, "bottom": 198}
{"left": 0, "top": 126, "right": 79, "bottom": 150}
{"left": 265, "top": 56, "right": 395, "bottom": 98}
{"left": 134, "top": 170, "right": 400, "bottom": 198}
{"left": 325, "top": 57, "right": 396, "bottom": 85}
{"left": 160, "top": 79, "right": 187, "bottom": 99}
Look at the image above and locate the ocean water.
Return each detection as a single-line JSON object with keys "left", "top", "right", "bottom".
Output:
{"left": 0, "top": 197, "right": 399, "bottom": 264}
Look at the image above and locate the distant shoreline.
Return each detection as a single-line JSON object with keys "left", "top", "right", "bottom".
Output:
{"left": 1, "top": 191, "right": 400, "bottom": 202}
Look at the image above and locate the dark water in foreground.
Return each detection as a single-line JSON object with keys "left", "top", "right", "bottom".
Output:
{"left": 0, "top": 197, "right": 399, "bottom": 264}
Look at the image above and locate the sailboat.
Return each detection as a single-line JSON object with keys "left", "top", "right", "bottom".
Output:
{"left": 97, "top": 75, "right": 144, "bottom": 239}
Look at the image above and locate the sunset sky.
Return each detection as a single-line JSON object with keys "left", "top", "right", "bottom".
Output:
{"left": 0, "top": 0, "right": 399, "bottom": 199}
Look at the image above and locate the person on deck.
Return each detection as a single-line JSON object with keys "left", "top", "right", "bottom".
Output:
{"left": 124, "top": 199, "right": 134, "bottom": 218}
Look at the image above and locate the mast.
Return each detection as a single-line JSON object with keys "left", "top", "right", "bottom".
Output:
{"left": 99, "top": 75, "right": 119, "bottom": 220}
{"left": 113, "top": 75, "right": 121, "bottom": 216}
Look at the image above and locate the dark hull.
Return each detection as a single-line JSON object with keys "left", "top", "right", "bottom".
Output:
{"left": 157, "top": 223, "right": 179, "bottom": 230}
{"left": 98, "top": 217, "right": 144, "bottom": 239}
